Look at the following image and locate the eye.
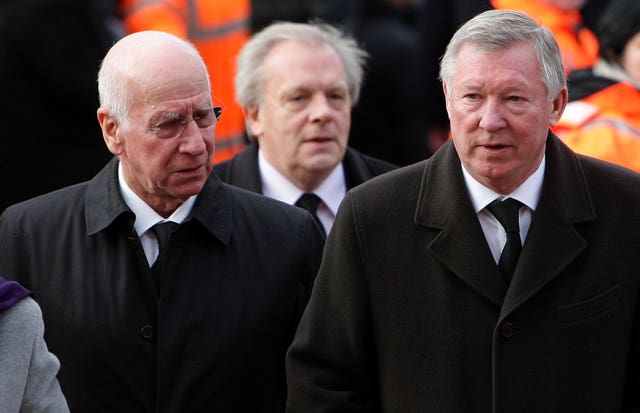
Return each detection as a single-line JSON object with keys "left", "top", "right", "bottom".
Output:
{"left": 464, "top": 93, "right": 480, "bottom": 100}
{"left": 153, "top": 118, "right": 182, "bottom": 130}
{"left": 508, "top": 95, "right": 523, "bottom": 102}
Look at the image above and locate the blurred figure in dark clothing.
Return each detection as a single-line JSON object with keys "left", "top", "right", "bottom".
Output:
{"left": 0, "top": 0, "right": 119, "bottom": 212}
{"left": 316, "top": 0, "right": 430, "bottom": 166}
{"left": 251, "top": 0, "right": 316, "bottom": 32}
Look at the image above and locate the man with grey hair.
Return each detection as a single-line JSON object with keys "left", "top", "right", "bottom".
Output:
{"left": 0, "top": 30, "right": 324, "bottom": 411}
{"left": 213, "top": 21, "right": 396, "bottom": 236}
{"left": 286, "top": 10, "right": 640, "bottom": 412}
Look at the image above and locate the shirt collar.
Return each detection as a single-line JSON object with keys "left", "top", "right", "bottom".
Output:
{"left": 118, "top": 162, "right": 196, "bottom": 236}
{"left": 258, "top": 149, "right": 346, "bottom": 216}
{"left": 462, "top": 156, "right": 545, "bottom": 213}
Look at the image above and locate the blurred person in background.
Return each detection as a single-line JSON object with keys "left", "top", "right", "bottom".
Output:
{"left": 0, "top": 0, "right": 118, "bottom": 212}
{"left": 554, "top": 0, "right": 640, "bottom": 172}
{"left": 314, "top": 0, "right": 430, "bottom": 166}
{"left": 214, "top": 22, "right": 396, "bottom": 236}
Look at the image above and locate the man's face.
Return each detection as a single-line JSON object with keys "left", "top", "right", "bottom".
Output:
{"left": 444, "top": 41, "right": 566, "bottom": 194}
{"left": 247, "top": 40, "right": 351, "bottom": 189}
{"left": 116, "top": 65, "right": 215, "bottom": 213}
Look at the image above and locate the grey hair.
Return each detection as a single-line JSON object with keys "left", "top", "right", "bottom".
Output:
{"left": 97, "top": 33, "right": 209, "bottom": 129}
{"left": 97, "top": 60, "right": 132, "bottom": 128}
{"left": 235, "top": 21, "right": 368, "bottom": 109}
{"left": 439, "top": 10, "right": 566, "bottom": 100}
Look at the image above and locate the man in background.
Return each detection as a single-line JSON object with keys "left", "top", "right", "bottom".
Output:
{"left": 214, "top": 22, "right": 396, "bottom": 236}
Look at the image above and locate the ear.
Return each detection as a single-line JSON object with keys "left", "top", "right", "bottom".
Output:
{"left": 442, "top": 83, "right": 452, "bottom": 117}
{"left": 548, "top": 87, "right": 568, "bottom": 127}
{"left": 244, "top": 105, "right": 263, "bottom": 138}
{"left": 97, "top": 108, "right": 124, "bottom": 155}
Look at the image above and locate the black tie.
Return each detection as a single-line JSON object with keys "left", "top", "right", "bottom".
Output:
{"left": 487, "top": 198, "right": 523, "bottom": 282}
{"left": 295, "top": 193, "right": 326, "bottom": 237}
{"left": 150, "top": 221, "right": 179, "bottom": 291}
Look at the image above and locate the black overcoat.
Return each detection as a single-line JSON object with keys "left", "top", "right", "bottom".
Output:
{"left": 286, "top": 134, "right": 640, "bottom": 412}
{"left": 0, "top": 158, "right": 324, "bottom": 412}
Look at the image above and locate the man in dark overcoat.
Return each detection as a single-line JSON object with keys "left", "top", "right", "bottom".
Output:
{"left": 0, "top": 30, "right": 324, "bottom": 412}
{"left": 286, "top": 10, "right": 640, "bottom": 412}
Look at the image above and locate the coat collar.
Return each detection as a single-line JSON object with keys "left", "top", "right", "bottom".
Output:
{"left": 85, "top": 157, "right": 233, "bottom": 245}
{"left": 215, "top": 142, "right": 388, "bottom": 193}
{"left": 416, "top": 134, "right": 595, "bottom": 312}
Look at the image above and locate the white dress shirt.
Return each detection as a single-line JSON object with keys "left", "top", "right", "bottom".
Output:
{"left": 258, "top": 149, "right": 346, "bottom": 235}
{"left": 118, "top": 163, "right": 196, "bottom": 266}
{"left": 461, "top": 157, "right": 545, "bottom": 264}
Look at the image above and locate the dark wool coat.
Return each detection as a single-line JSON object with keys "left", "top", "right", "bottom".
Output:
{"left": 286, "top": 134, "right": 640, "bottom": 412}
{"left": 0, "top": 158, "right": 324, "bottom": 412}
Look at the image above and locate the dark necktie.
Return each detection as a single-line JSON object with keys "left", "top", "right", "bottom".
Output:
{"left": 487, "top": 198, "right": 523, "bottom": 282}
{"left": 150, "top": 221, "right": 179, "bottom": 291}
{"left": 295, "top": 193, "right": 326, "bottom": 237}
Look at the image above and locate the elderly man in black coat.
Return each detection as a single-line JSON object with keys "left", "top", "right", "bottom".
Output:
{"left": 0, "top": 30, "right": 323, "bottom": 412}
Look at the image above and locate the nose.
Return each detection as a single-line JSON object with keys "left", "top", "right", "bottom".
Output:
{"left": 478, "top": 100, "right": 507, "bottom": 131}
{"left": 308, "top": 95, "right": 332, "bottom": 123}
{"left": 178, "top": 120, "right": 209, "bottom": 155}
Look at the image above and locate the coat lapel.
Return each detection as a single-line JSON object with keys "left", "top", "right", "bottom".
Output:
{"left": 500, "top": 135, "right": 595, "bottom": 319}
{"left": 416, "top": 142, "right": 508, "bottom": 306}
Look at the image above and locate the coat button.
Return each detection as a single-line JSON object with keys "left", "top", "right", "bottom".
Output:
{"left": 501, "top": 322, "right": 516, "bottom": 338}
{"left": 140, "top": 325, "right": 154, "bottom": 340}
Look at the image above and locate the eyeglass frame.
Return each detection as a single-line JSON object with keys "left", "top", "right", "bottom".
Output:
{"left": 144, "top": 106, "right": 222, "bottom": 140}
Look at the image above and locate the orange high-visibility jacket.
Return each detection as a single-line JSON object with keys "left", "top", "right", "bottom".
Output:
{"left": 491, "top": 0, "right": 599, "bottom": 74}
{"left": 119, "top": 0, "right": 250, "bottom": 163}
{"left": 554, "top": 81, "right": 640, "bottom": 172}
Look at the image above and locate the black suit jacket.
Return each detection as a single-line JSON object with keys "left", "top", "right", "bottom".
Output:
{"left": 286, "top": 134, "right": 640, "bottom": 412}
{"left": 0, "top": 158, "right": 324, "bottom": 412}
{"left": 213, "top": 143, "right": 397, "bottom": 194}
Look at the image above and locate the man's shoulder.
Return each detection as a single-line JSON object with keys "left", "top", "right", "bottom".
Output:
{"left": 221, "top": 181, "right": 305, "bottom": 217}
{"left": 2, "top": 183, "right": 89, "bottom": 221}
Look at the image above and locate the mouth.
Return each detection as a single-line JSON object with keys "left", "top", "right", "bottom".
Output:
{"left": 305, "top": 136, "right": 335, "bottom": 144}
{"left": 177, "top": 164, "right": 205, "bottom": 175}
{"left": 481, "top": 141, "right": 512, "bottom": 153}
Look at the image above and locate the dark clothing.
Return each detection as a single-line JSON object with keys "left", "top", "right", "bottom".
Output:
{"left": 286, "top": 134, "right": 640, "bottom": 412}
{"left": 567, "top": 67, "right": 618, "bottom": 101}
{"left": 318, "top": 0, "right": 431, "bottom": 165}
{"left": 0, "top": 0, "right": 117, "bottom": 212}
{"left": 251, "top": 0, "right": 317, "bottom": 32}
{"left": 0, "top": 157, "right": 324, "bottom": 412}
{"left": 213, "top": 143, "right": 396, "bottom": 193}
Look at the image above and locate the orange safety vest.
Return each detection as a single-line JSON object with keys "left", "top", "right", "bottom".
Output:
{"left": 554, "top": 82, "right": 640, "bottom": 172}
{"left": 490, "top": 0, "right": 599, "bottom": 74}
{"left": 119, "top": 0, "right": 250, "bottom": 163}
